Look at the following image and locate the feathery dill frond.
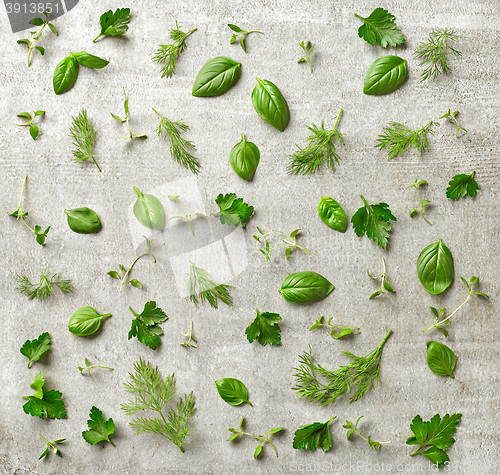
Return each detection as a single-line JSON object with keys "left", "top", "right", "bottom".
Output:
{"left": 69, "top": 109, "right": 101, "bottom": 172}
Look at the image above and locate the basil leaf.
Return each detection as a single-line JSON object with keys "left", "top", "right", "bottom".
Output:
{"left": 417, "top": 239, "right": 454, "bottom": 295}
{"left": 53, "top": 55, "right": 79, "bottom": 95}
{"left": 363, "top": 55, "right": 407, "bottom": 95}
{"left": 251, "top": 78, "right": 290, "bottom": 132}
{"left": 279, "top": 271, "right": 334, "bottom": 303}
{"left": 133, "top": 186, "right": 165, "bottom": 230}
{"left": 65, "top": 207, "right": 101, "bottom": 234}
{"left": 229, "top": 133, "right": 260, "bottom": 181}
{"left": 317, "top": 197, "right": 347, "bottom": 232}
{"left": 192, "top": 56, "right": 241, "bottom": 97}
{"left": 215, "top": 378, "right": 252, "bottom": 406}
{"left": 426, "top": 341, "right": 456, "bottom": 378}
{"left": 72, "top": 51, "right": 109, "bottom": 69}
{"left": 68, "top": 307, "right": 112, "bottom": 336}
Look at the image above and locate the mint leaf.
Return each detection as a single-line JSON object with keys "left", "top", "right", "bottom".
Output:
{"left": 20, "top": 332, "right": 51, "bottom": 368}
{"left": 128, "top": 301, "right": 168, "bottom": 350}
{"left": 355, "top": 8, "right": 405, "bottom": 48}
{"left": 82, "top": 406, "right": 116, "bottom": 446}
{"left": 214, "top": 193, "right": 254, "bottom": 227}
{"left": 446, "top": 171, "right": 478, "bottom": 199}
{"left": 245, "top": 309, "right": 282, "bottom": 346}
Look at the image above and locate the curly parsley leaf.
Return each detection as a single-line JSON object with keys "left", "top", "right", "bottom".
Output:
{"left": 245, "top": 309, "right": 282, "bottom": 346}
{"left": 82, "top": 406, "right": 116, "bottom": 446}
{"left": 93, "top": 8, "right": 130, "bottom": 43}
{"left": 128, "top": 301, "right": 168, "bottom": 350}
{"left": 22, "top": 372, "right": 66, "bottom": 419}
{"left": 446, "top": 171, "right": 478, "bottom": 199}
{"left": 354, "top": 8, "right": 405, "bottom": 48}
{"left": 406, "top": 413, "right": 462, "bottom": 468}
{"left": 351, "top": 195, "right": 396, "bottom": 249}
{"left": 214, "top": 193, "right": 254, "bottom": 227}
{"left": 293, "top": 417, "right": 336, "bottom": 451}
{"left": 20, "top": 332, "right": 51, "bottom": 368}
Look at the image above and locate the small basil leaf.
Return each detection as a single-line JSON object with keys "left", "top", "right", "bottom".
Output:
{"left": 133, "top": 186, "right": 165, "bottom": 230}
{"left": 426, "top": 341, "right": 456, "bottom": 378}
{"left": 29, "top": 17, "right": 44, "bottom": 26}
{"left": 129, "top": 279, "right": 142, "bottom": 289}
{"left": 68, "top": 306, "right": 112, "bottom": 336}
{"left": 107, "top": 271, "right": 120, "bottom": 279}
{"left": 279, "top": 271, "right": 334, "bottom": 303}
{"left": 72, "top": 51, "right": 110, "bottom": 69}
{"left": 29, "top": 124, "right": 39, "bottom": 140}
{"left": 229, "top": 133, "right": 260, "bottom": 180}
{"left": 35, "top": 46, "right": 45, "bottom": 55}
{"left": 192, "top": 56, "right": 241, "bottom": 97}
{"left": 254, "top": 444, "right": 263, "bottom": 458}
{"left": 363, "top": 55, "right": 407, "bottom": 95}
{"left": 215, "top": 378, "right": 252, "bottom": 406}
{"left": 228, "top": 24, "right": 242, "bottom": 32}
{"left": 417, "top": 239, "right": 454, "bottom": 294}
{"left": 317, "top": 197, "right": 347, "bottom": 232}
{"left": 65, "top": 207, "right": 101, "bottom": 234}
{"left": 53, "top": 55, "right": 79, "bottom": 95}
{"left": 251, "top": 78, "right": 290, "bottom": 132}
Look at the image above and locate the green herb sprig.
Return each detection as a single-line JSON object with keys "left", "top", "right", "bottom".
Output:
{"left": 111, "top": 88, "right": 147, "bottom": 141}
{"left": 253, "top": 226, "right": 313, "bottom": 261}
{"left": 228, "top": 24, "right": 263, "bottom": 52}
{"left": 38, "top": 434, "right": 65, "bottom": 459}
{"left": 16, "top": 270, "right": 73, "bottom": 300}
{"left": 298, "top": 41, "right": 315, "bottom": 72}
{"left": 343, "top": 416, "right": 391, "bottom": 451}
{"left": 17, "top": 10, "right": 57, "bottom": 66}
{"left": 367, "top": 258, "right": 395, "bottom": 299}
{"left": 309, "top": 316, "right": 360, "bottom": 339}
{"left": 180, "top": 320, "right": 197, "bottom": 348}
{"left": 78, "top": 358, "right": 114, "bottom": 376}
{"left": 407, "top": 178, "right": 432, "bottom": 225}
{"left": 16, "top": 110, "right": 45, "bottom": 140}
{"left": 168, "top": 195, "right": 206, "bottom": 236}
{"left": 70, "top": 109, "right": 101, "bottom": 172}
{"left": 440, "top": 109, "right": 466, "bottom": 137}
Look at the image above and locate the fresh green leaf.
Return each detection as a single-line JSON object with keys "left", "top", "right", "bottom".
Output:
{"left": 252, "top": 78, "right": 290, "bottom": 132}
{"left": 426, "top": 341, "right": 456, "bottom": 378}
{"left": 29, "top": 124, "right": 39, "bottom": 140}
{"left": 68, "top": 306, "right": 112, "bottom": 336}
{"left": 29, "top": 18, "right": 44, "bottom": 26}
{"left": 227, "top": 416, "right": 281, "bottom": 458}
{"left": 297, "top": 40, "right": 315, "bottom": 72}
{"left": 22, "top": 373, "right": 66, "bottom": 420}
{"left": 227, "top": 24, "right": 263, "bottom": 52}
{"left": 363, "top": 55, "right": 407, "bottom": 95}
{"left": 317, "top": 196, "right": 347, "bottom": 232}
{"left": 354, "top": 8, "right": 405, "bottom": 48}
{"left": 229, "top": 133, "right": 260, "bottom": 180}
{"left": 128, "top": 301, "right": 168, "bottom": 350}
{"left": 20, "top": 332, "right": 51, "bottom": 368}
{"left": 215, "top": 378, "right": 252, "bottom": 406}
{"left": 192, "top": 56, "right": 241, "bottom": 96}
{"left": 82, "top": 406, "right": 116, "bottom": 446}
{"left": 132, "top": 186, "right": 165, "bottom": 229}
{"left": 279, "top": 271, "right": 334, "bottom": 303}
{"left": 53, "top": 55, "right": 79, "bottom": 95}
{"left": 73, "top": 51, "right": 110, "bottom": 69}
{"left": 93, "top": 8, "right": 131, "bottom": 42}
{"left": 245, "top": 308, "right": 282, "bottom": 346}
{"left": 293, "top": 417, "right": 336, "bottom": 451}
{"left": 417, "top": 239, "right": 454, "bottom": 294}
{"left": 65, "top": 207, "right": 101, "bottom": 234}
{"left": 214, "top": 193, "right": 254, "bottom": 227}
{"left": 343, "top": 416, "right": 390, "bottom": 451}
{"left": 446, "top": 171, "right": 478, "bottom": 199}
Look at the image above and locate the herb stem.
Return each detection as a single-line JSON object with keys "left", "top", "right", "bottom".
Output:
{"left": 39, "top": 434, "right": 50, "bottom": 444}
{"left": 333, "top": 108, "right": 343, "bottom": 131}
{"left": 423, "top": 293, "right": 470, "bottom": 332}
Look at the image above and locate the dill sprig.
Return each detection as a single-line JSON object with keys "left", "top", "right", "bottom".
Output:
{"left": 293, "top": 329, "right": 392, "bottom": 405}
{"left": 287, "top": 109, "right": 343, "bottom": 175}
{"left": 69, "top": 108, "right": 101, "bottom": 172}
{"left": 16, "top": 270, "right": 73, "bottom": 301}
{"left": 375, "top": 120, "right": 439, "bottom": 159}
{"left": 186, "top": 261, "right": 234, "bottom": 309}
{"left": 152, "top": 22, "right": 197, "bottom": 78}
{"left": 152, "top": 108, "right": 200, "bottom": 174}
{"left": 414, "top": 29, "right": 464, "bottom": 82}
{"left": 121, "top": 358, "right": 196, "bottom": 452}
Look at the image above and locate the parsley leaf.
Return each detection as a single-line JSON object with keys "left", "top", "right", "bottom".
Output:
{"left": 406, "top": 413, "right": 462, "bottom": 468}
{"left": 354, "top": 8, "right": 406, "bottom": 48}
{"left": 214, "top": 193, "right": 254, "bottom": 227}
{"left": 20, "top": 332, "right": 51, "bottom": 368}
{"left": 293, "top": 417, "right": 336, "bottom": 451}
{"left": 351, "top": 195, "right": 396, "bottom": 249}
{"left": 446, "top": 171, "right": 478, "bottom": 199}
{"left": 128, "top": 301, "right": 168, "bottom": 350}
{"left": 245, "top": 309, "right": 282, "bottom": 346}
{"left": 22, "top": 372, "right": 66, "bottom": 420}
{"left": 82, "top": 406, "right": 116, "bottom": 446}
{"left": 93, "top": 8, "right": 130, "bottom": 43}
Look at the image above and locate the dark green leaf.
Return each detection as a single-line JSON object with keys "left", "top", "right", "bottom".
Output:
{"left": 82, "top": 406, "right": 115, "bottom": 446}
{"left": 417, "top": 239, "right": 454, "bottom": 294}
{"left": 35, "top": 46, "right": 45, "bottom": 55}
{"left": 214, "top": 193, "right": 254, "bottom": 227}
{"left": 20, "top": 332, "right": 51, "bottom": 368}
{"left": 229, "top": 133, "right": 260, "bottom": 180}
{"left": 192, "top": 56, "right": 241, "bottom": 97}
{"left": 48, "top": 23, "right": 58, "bottom": 35}
{"left": 363, "top": 55, "right": 407, "bottom": 95}
{"left": 17, "top": 38, "right": 30, "bottom": 45}
{"left": 354, "top": 8, "right": 405, "bottom": 47}
{"left": 94, "top": 8, "right": 130, "bottom": 42}
{"left": 73, "top": 51, "right": 109, "bottom": 69}
{"left": 317, "top": 197, "right": 347, "bottom": 232}
{"left": 29, "top": 18, "right": 44, "bottom": 26}
{"left": 65, "top": 207, "right": 101, "bottom": 234}
{"left": 129, "top": 279, "right": 142, "bottom": 289}
{"left": 293, "top": 417, "right": 336, "bottom": 451}
{"left": 53, "top": 55, "right": 79, "bottom": 95}
{"left": 251, "top": 78, "right": 290, "bottom": 132}
{"left": 215, "top": 378, "right": 252, "bottom": 406}
{"left": 245, "top": 309, "right": 282, "bottom": 346}
{"left": 279, "top": 271, "right": 334, "bottom": 303}
{"left": 68, "top": 306, "right": 112, "bottom": 336}
{"left": 446, "top": 171, "right": 478, "bottom": 199}
{"left": 426, "top": 341, "right": 456, "bottom": 378}
{"left": 128, "top": 301, "right": 168, "bottom": 350}
{"left": 228, "top": 24, "right": 242, "bottom": 32}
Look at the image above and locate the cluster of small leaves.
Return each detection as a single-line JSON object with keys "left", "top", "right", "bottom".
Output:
{"left": 168, "top": 195, "right": 206, "bottom": 236}
{"left": 121, "top": 359, "right": 196, "bottom": 452}
{"left": 343, "top": 416, "right": 391, "bottom": 451}
{"left": 93, "top": 8, "right": 130, "bottom": 42}
{"left": 153, "top": 22, "right": 197, "bottom": 77}
{"left": 82, "top": 406, "right": 115, "bottom": 446}
{"left": 215, "top": 193, "right": 254, "bottom": 227}
{"left": 228, "top": 24, "right": 263, "bottom": 52}
{"left": 20, "top": 332, "right": 51, "bottom": 368}
{"left": 440, "top": 109, "right": 467, "bottom": 137}
{"left": 446, "top": 171, "right": 478, "bottom": 199}
{"left": 424, "top": 276, "right": 489, "bottom": 336}
{"left": 38, "top": 434, "right": 65, "bottom": 460}
{"left": 128, "top": 301, "right": 168, "bottom": 350}
{"left": 354, "top": 8, "right": 405, "bottom": 48}
{"left": 153, "top": 108, "right": 200, "bottom": 174}
{"left": 9, "top": 176, "right": 50, "bottom": 245}
{"left": 16, "top": 110, "right": 45, "bottom": 140}
{"left": 186, "top": 261, "right": 234, "bottom": 309}
{"left": 408, "top": 178, "right": 432, "bottom": 225}
{"left": 180, "top": 320, "right": 197, "bottom": 348}
{"left": 16, "top": 270, "right": 73, "bottom": 301}
{"left": 351, "top": 195, "right": 396, "bottom": 249}
{"left": 293, "top": 330, "right": 392, "bottom": 405}
{"left": 297, "top": 41, "right": 315, "bottom": 72}
{"left": 293, "top": 417, "right": 336, "bottom": 452}
{"left": 253, "top": 227, "right": 312, "bottom": 261}
{"left": 367, "top": 258, "right": 395, "bottom": 299}
{"left": 414, "top": 30, "right": 464, "bottom": 81}
{"left": 22, "top": 372, "right": 66, "bottom": 420}
{"left": 17, "top": 10, "right": 57, "bottom": 66}
{"left": 111, "top": 87, "right": 147, "bottom": 141}
{"left": 287, "top": 109, "right": 343, "bottom": 175}
{"left": 309, "top": 316, "right": 360, "bottom": 339}
{"left": 108, "top": 237, "right": 156, "bottom": 292}
{"left": 78, "top": 358, "right": 114, "bottom": 376}
{"left": 245, "top": 308, "right": 282, "bottom": 346}
{"left": 227, "top": 416, "right": 283, "bottom": 458}
{"left": 70, "top": 109, "right": 101, "bottom": 172}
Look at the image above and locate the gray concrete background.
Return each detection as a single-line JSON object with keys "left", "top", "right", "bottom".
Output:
{"left": 1, "top": 0, "right": 499, "bottom": 473}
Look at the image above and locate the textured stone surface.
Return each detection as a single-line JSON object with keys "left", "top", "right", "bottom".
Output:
{"left": 1, "top": 0, "right": 499, "bottom": 474}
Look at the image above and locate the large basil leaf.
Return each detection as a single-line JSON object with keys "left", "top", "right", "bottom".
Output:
{"left": 417, "top": 239, "right": 454, "bottom": 294}
{"left": 317, "top": 197, "right": 347, "bottom": 232}
{"left": 215, "top": 378, "right": 252, "bottom": 406}
{"left": 53, "top": 55, "right": 79, "bottom": 95}
{"left": 192, "top": 56, "right": 241, "bottom": 97}
{"left": 426, "top": 341, "right": 456, "bottom": 378}
{"left": 133, "top": 186, "right": 165, "bottom": 230}
{"left": 251, "top": 78, "right": 290, "bottom": 132}
{"left": 68, "top": 307, "right": 112, "bottom": 336}
{"left": 229, "top": 133, "right": 260, "bottom": 181}
{"left": 65, "top": 207, "right": 101, "bottom": 234}
{"left": 72, "top": 51, "right": 109, "bottom": 69}
{"left": 363, "top": 55, "right": 407, "bottom": 95}
{"left": 279, "top": 271, "right": 334, "bottom": 303}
